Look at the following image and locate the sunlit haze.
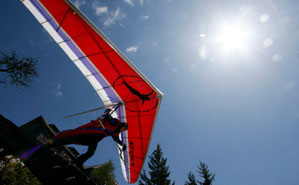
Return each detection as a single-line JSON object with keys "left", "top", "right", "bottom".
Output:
{"left": 214, "top": 23, "right": 250, "bottom": 53}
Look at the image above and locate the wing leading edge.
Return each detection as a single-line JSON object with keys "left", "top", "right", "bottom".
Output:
{"left": 22, "top": 0, "right": 163, "bottom": 183}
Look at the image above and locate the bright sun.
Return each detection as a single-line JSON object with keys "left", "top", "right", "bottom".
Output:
{"left": 214, "top": 23, "right": 250, "bottom": 53}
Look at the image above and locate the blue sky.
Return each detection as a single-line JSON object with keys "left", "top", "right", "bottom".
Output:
{"left": 1, "top": 0, "right": 299, "bottom": 184}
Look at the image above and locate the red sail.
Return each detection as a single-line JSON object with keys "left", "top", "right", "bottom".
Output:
{"left": 22, "top": 0, "right": 163, "bottom": 183}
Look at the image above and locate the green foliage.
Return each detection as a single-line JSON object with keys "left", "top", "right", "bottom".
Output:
{"left": 0, "top": 156, "right": 41, "bottom": 185}
{"left": 90, "top": 159, "right": 117, "bottom": 185}
{"left": 184, "top": 161, "right": 215, "bottom": 185}
{"left": 184, "top": 172, "right": 197, "bottom": 185}
{"left": 197, "top": 161, "right": 215, "bottom": 185}
{"left": 0, "top": 50, "right": 38, "bottom": 88}
{"left": 139, "top": 144, "right": 175, "bottom": 185}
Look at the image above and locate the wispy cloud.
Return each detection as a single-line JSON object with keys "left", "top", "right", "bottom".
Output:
{"left": 54, "top": 83, "right": 63, "bottom": 97}
{"left": 73, "top": 0, "right": 86, "bottom": 9}
{"left": 94, "top": 6, "right": 108, "bottom": 15}
{"left": 140, "top": 15, "right": 150, "bottom": 20}
{"left": 123, "top": 0, "right": 147, "bottom": 6}
{"left": 124, "top": 0, "right": 134, "bottom": 6}
{"left": 126, "top": 46, "right": 138, "bottom": 53}
{"left": 92, "top": 2, "right": 126, "bottom": 27}
{"left": 103, "top": 8, "right": 126, "bottom": 26}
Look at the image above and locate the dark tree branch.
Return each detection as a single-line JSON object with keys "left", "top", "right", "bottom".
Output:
{"left": 0, "top": 50, "right": 38, "bottom": 88}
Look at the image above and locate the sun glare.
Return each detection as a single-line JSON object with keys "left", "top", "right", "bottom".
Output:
{"left": 214, "top": 23, "right": 250, "bottom": 53}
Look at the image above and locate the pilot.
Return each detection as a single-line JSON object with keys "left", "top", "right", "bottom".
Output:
{"left": 48, "top": 109, "right": 128, "bottom": 167}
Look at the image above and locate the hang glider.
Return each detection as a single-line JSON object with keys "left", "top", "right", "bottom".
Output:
{"left": 21, "top": 0, "right": 163, "bottom": 183}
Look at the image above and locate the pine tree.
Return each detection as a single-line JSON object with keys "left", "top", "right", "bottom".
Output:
{"left": 139, "top": 144, "right": 175, "bottom": 185}
{"left": 90, "top": 159, "right": 117, "bottom": 185}
{"left": 184, "top": 171, "right": 197, "bottom": 185}
{"left": 197, "top": 161, "right": 215, "bottom": 185}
